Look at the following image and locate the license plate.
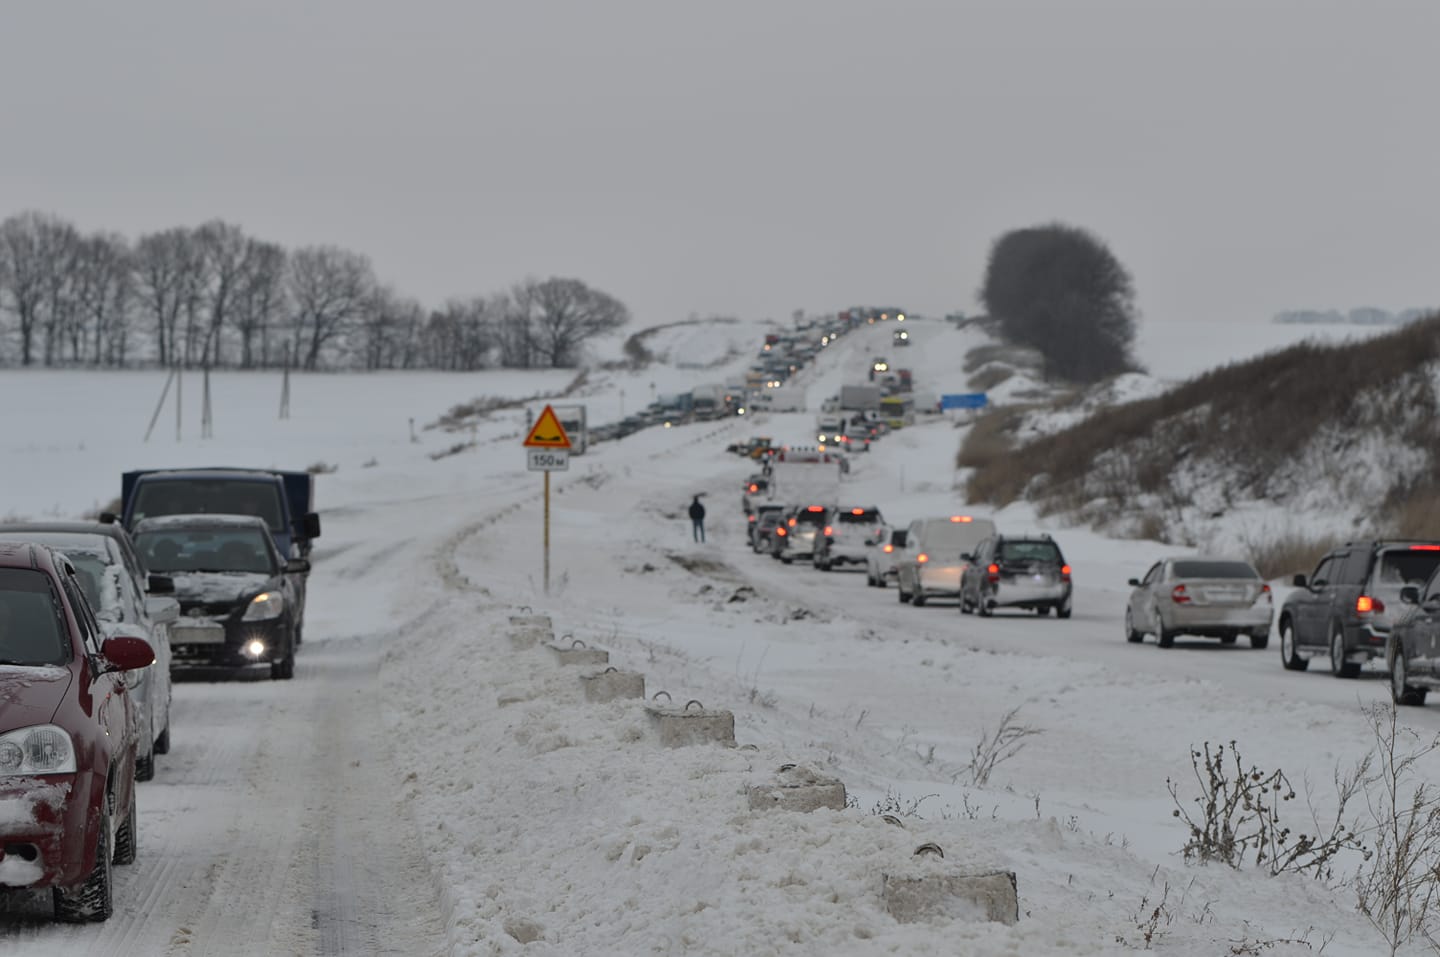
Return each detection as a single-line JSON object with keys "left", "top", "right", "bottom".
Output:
{"left": 173, "top": 624, "right": 226, "bottom": 644}
{"left": 1204, "top": 588, "right": 1244, "bottom": 603}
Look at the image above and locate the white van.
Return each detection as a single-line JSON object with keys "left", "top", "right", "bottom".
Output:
{"left": 894, "top": 514, "right": 998, "bottom": 606}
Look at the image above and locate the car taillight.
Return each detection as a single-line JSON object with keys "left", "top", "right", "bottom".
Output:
{"left": 749, "top": 484, "right": 758, "bottom": 493}
{"left": 775, "top": 527, "right": 786, "bottom": 537}
{"left": 788, "top": 518, "right": 796, "bottom": 527}
{"left": 1410, "top": 545, "right": 1440, "bottom": 551}
{"left": 1172, "top": 584, "right": 1191, "bottom": 604}
{"left": 986, "top": 562, "right": 1000, "bottom": 584}
{"left": 748, "top": 514, "right": 756, "bottom": 523}
{"left": 1357, "top": 594, "right": 1384, "bottom": 614}
{"left": 917, "top": 553, "right": 929, "bottom": 564}
{"left": 1060, "top": 564, "right": 1072, "bottom": 581}
{"left": 823, "top": 526, "right": 833, "bottom": 536}
{"left": 883, "top": 544, "right": 893, "bottom": 553}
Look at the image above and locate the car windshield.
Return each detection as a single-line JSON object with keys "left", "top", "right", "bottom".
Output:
{"left": 1172, "top": 560, "right": 1259, "bottom": 579}
{"left": 132, "top": 480, "right": 285, "bottom": 533}
{"left": 136, "top": 527, "right": 275, "bottom": 575}
{"left": 998, "top": 541, "right": 1062, "bottom": 563}
{"left": 1375, "top": 549, "right": 1440, "bottom": 587}
{"left": 0, "top": 568, "right": 69, "bottom": 666}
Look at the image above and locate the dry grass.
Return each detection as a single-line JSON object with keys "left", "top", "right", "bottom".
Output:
{"left": 963, "top": 314, "right": 1440, "bottom": 529}
{"left": 955, "top": 406, "right": 1033, "bottom": 503}
{"left": 967, "top": 365, "right": 1014, "bottom": 392}
{"left": 1385, "top": 482, "right": 1440, "bottom": 539}
{"left": 1240, "top": 529, "right": 1346, "bottom": 581}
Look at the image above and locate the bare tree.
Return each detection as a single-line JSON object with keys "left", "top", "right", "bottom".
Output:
{"left": 0, "top": 212, "right": 80, "bottom": 366}
{"left": 287, "top": 245, "right": 375, "bottom": 371}
{"left": 230, "top": 240, "right": 286, "bottom": 368}
{"left": 362, "top": 286, "right": 427, "bottom": 370}
{"left": 510, "top": 277, "right": 630, "bottom": 367}
{"left": 72, "top": 232, "right": 134, "bottom": 366}
{"left": 134, "top": 227, "right": 202, "bottom": 367}
{"left": 194, "top": 220, "right": 254, "bottom": 367}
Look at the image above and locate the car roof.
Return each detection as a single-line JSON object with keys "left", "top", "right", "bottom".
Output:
{"left": 0, "top": 520, "right": 131, "bottom": 540}
{"left": 133, "top": 513, "right": 272, "bottom": 531}
{"left": 0, "top": 540, "right": 62, "bottom": 573}
{"left": 131, "top": 468, "right": 278, "bottom": 482}
{"left": 0, "top": 529, "right": 116, "bottom": 555}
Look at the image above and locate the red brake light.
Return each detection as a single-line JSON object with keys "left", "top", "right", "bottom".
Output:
{"left": 807, "top": 506, "right": 825, "bottom": 513}
{"left": 748, "top": 514, "right": 756, "bottom": 523}
{"left": 851, "top": 508, "right": 865, "bottom": 515}
{"left": 1410, "top": 545, "right": 1440, "bottom": 551}
{"left": 917, "top": 553, "right": 929, "bottom": 564}
{"left": 823, "top": 526, "right": 833, "bottom": 536}
{"left": 749, "top": 484, "right": 758, "bottom": 493}
{"left": 950, "top": 515, "right": 972, "bottom": 523}
{"left": 986, "top": 562, "right": 1000, "bottom": 584}
{"left": 775, "top": 527, "right": 786, "bottom": 536}
{"left": 1357, "top": 595, "right": 1384, "bottom": 614}
{"left": 788, "top": 518, "right": 796, "bottom": 527}
{"left": 883, "top": 544, "right": 894, "bottom": 553}
{"left": 1172, "top": 584, "right": 1190, "bottom": 604}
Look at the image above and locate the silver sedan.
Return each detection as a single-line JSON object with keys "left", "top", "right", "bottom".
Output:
{"left": 1125, "top": 557, "right": 1273, "bottom": 649}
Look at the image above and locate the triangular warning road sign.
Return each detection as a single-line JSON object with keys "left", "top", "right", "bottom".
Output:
{"left": 523, "top": 404, "right": 572, "bottom": 448}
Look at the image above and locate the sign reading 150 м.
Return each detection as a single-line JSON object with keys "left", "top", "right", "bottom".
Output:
{"left": 523, "top": 404, "right": 571, "bottom": 471}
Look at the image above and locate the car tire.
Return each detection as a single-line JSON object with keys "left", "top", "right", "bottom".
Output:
{"left": 1279, "top": 620, "right": 1308, "bottom": 670}
{"left": 1391, "top": 646, "right": 1428, "bottom": 707}
{"left": 912, "top": 592, "right": 927, "bottom": 607}
{"left": 978, "top": 598, "right": 992, "bottom": 618}
{"left": 272, "top": 647, "right": 296, "bottom": 680}
{"left": 1125, "top": 608, "right": 1143, "bottom": 643}
{"left": 1250, "top": 630, "right": 1270, "bottom": 650}
{"left": 54, "top": 790, "right": 113, "bottom": 923}
{"left": 154, "top": 723, "right": 170, "bottom": 756}
{"left": 112, "top": 781, "right": 137, "bottom": 866}
{"left": 1330, "top": 624, "right": 1360, "bottom": 679}
{"left": 134, "top": 714, "right": 155, "bottom": 783}
{"left": 898, "top": 583, "right": 911, "bottom": 603}
{"left": 1219, "top": 633, "right": 1238, "bottom": 646}
{"left": 1157, "top": 624, "right": 1175, "bottom": 648}
{"left": 781, "top": 557, "right": 793, "bottom": 565}
{"left": 1055, "top": 600, "right": 1072, "bottom": 620}
{"left": 960, "top": 594, "right": 973, "bottom": 615}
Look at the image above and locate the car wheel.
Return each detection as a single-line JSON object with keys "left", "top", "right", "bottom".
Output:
{"left": 1330, "top": 624, "right": 1360, "bottom": 679}
{"left": 781, "top": 557, "right": 793, "bottom": 565}
{"left": 912, "top": 592, "right": 927, "bottom": 607}
{"left": 1280, "top": 619, "right": 1308, "bottom": 670}
{"left": 112, "top": 782, "right": 137, "bottom": 866}
{"left": 1219, "top": 633, "right": 1238, "bottom": 646}
{"left": 1250, "top": 630, "right": 1270, "bottom": 650}
{"left": 154, "top": 722, "right": 170, "bottom": 756}
{"left": 1125, "top": 608, "right": 1143, "bottom": 643}
{"left": 1157, "top": 624, "right": 1174, "bottom": 648}
{"left": 134, "top": 714, "right": 155, "bottom": 783}
{"left": 272, "top": 646, "right": 296, "bottom": 680}
{"left": 898, "top": 583, "right": 911, "bottom": 603}
{"left": 1391, "top": 646, "right": 1428, "bottom": 706}
{"left": 960, "top": 594, "right": 973, "bottom": 615}
{"left": 53, "top": 789, "right": 113, "bottom": 923}
{"left": 1036, "top": 605, "right": 1051, "bottom": 617}
{"left": 1055, "top": 600, "right": 1072, "bottom": 620}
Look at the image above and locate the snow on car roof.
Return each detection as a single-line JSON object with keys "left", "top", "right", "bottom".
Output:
{"left": 133, "top": 513, "right": 271, "bottom": 530}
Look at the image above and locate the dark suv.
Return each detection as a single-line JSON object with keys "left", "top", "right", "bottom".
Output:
{"left": 1278, "top": 540, "right": 1440, "bottom": 677}
{"left": 1387, "top": 566, "right": 1440, "bottom": 707}
{"left": 959, "top": 533, "right": 1073, "bottom": 618}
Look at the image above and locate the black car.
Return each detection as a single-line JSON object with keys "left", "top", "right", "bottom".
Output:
{"left": 132, "top": 514, "right": 308, "bottom": 680}
{"left": 750, "top": 504, "right": 787, "bottom": 552}
{"left": 1388, "top": 568, "right": 1440, "bottom": 706}
{"left": 1278, "top": 540, "right": 1440, "bottom": 677}
{"left": 959, "top": 534, "right": 1073, "bottom": 618}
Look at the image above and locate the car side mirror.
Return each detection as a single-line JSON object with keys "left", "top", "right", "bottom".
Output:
{"left": 1128, "top": 578, "right": 1141, "bottom": 587}
{"left": 101, "top": 633, "right": 155, "bottom": 673}
{"left": 302, "top": 513, "right": 322, "bottom": 539}
{"left": 147, "top": 574, "right": 175, "bottom": 595}
{"left": 1400, "top": 585, "right": 1420, "bottom": 605}
{"left": 144, "top": 596, "right": 181, "bottom": 624}
{"left": 1292, "top": 574, "right": 1307, "bottom": 588}
{"left": 961, "top": 553, "right": 974, "bottom": 562}
{"left": 285, "top": 558, "right": 312, "bottom": 574}
{"left": 98, "top": 511, "right": 118, "bottom": 525}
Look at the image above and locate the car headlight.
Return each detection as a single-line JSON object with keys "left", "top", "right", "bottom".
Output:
{"left": 0, "top": 725, "right": 77, "bottom": 776}
{"left": 242, "top": 591, "right": 285, "bottom": 621}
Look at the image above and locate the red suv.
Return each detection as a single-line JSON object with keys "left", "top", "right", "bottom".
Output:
{"left": 0, "top": 542, "right": 154, "bottom": 922}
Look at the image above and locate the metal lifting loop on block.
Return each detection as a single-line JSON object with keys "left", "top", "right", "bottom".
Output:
{"left": 602, "top": 666, "right": 618, "bottom": 674}
{"left": 651, "top": 690, "right": 672, "bottom": 703}
{"left": 881, "top": 814, "right": 905, "bottom": 829}
{"left": 778, "top": 763, "right": 797, "bottom": 773}
{"left": 570, "top": 638, "right": 587, "bottom": 648}
{"left": 913, "top": 842, "right": 944, "bottom": 859}
{"left": 518, "top": 605, "right": 533, "bottom": 614}
{"left": 684, "top": 699, "right": 704, "bottom": 711}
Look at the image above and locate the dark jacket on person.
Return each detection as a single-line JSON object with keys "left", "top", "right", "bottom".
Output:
{"left": 688, "top": 499, "right": 706, "bottom": 522}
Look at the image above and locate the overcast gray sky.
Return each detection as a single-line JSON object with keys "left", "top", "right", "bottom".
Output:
{"left": 1, "top": 0, "right": 1435, "bottom": 330}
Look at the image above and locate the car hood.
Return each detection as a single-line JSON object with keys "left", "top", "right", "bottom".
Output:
{"left": 170, "top": 571, "right": 278, "bottom": 609}
{"left": 0, "top": 665, "right": 74, "bottom": 730}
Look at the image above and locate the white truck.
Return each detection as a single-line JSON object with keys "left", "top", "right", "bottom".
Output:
{"left": 756, "top": 386, "right": 806, "bottom": 413}
{"left": 839, "top": 384, "right": 882, "bottom": 412}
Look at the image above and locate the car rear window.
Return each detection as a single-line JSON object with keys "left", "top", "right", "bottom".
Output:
{"left": 890, "top": 529, "right": 908, "bottom": 546}
{"left": 1172, "top": 560, "right": 1259, "bottom": 579}
{"left": 0, "top": 568, "right": 69, "bottom": 666}
{"left": 838, "top": 509, "right": 880, "bottom": 524}
{"left": 998, "top": 541, "right": 1062, "bottom": 563}
{"left": 132, "top": 479, "right": 285, "bottom": 533}
{"left": 1374, "top": 549, "right": 1440, "bottom": 588}
{"left": 793, "top": 509, "right": 828, "bottom": 525}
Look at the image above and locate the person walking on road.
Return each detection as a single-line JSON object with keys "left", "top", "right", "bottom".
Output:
{"left": 688, "top": 494, "right": 707, "bottom": 543}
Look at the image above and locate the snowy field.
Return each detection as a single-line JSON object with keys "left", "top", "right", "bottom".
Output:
{"left": 2, "top": 315, "right": 1436, "bottom": 956}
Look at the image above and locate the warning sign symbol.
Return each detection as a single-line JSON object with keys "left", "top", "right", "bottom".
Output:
{"left": 523, "top": 404, "right": 572, "bottom": 448}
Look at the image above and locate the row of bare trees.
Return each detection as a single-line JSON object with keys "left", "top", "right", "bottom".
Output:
{"left": 0, "top": 211, "right": 630, "bottom": 371}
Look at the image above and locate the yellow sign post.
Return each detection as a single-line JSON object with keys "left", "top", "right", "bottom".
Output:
{"left": 523, "top": 405, "right": 572, "bottom": 594}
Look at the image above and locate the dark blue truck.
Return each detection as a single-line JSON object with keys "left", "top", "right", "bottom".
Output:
{"left": 107, "top": 468, "right": 321, "bottom": 561}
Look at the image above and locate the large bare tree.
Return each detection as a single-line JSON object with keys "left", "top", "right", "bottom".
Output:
{"left": 0, "top": 212, "right": 80, "bottom": 366}
{"left": 194, "top": 220, "right": 253, "bottom": 367}
{"left": 134, "top": 227, "right": 202, "bottom": 367}
{"left": 287, "top": 245, "right": 375, "bottom": 371}
{"left": 509, "top": 277, "right": 630, "bottom": 368}
{"left": 232, "top": 240, "right": 287, "bottom": 368}
{"left": 72, "top": 232, "right": 134, "bottom": 366}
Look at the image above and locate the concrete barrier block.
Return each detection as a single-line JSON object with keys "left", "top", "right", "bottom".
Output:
{"left": 547, "top": 639, "right": 610, "bottom": 667}
{"left": 580, "top": 668, "right": 645, "bottom": 702}
{"left": 644, "top": 697, "right": 735, "bottom": 748}
{"left": 747, "top": 764, "right": 845, "bottom": 813}
{"left": 509, "top": 626, "right": 551, "bottom": 650}
{"left": 881, "top": 868, "right": 1019, "bottom": 925}
{"left": 508, "top": 614, "right": 552, "bottom": 629}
